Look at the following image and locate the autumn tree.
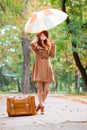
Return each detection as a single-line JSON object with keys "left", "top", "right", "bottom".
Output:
{"left": 50, "top": 0, "right": 87, "bottom": 90}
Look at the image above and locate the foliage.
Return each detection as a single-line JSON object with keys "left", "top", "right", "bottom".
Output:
{"left": 0, "top": 0, "right": 87, "bottom": 92}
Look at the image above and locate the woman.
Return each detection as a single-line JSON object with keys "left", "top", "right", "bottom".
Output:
{"left": 30, "top": 30, "right": 56, "bottom": 114}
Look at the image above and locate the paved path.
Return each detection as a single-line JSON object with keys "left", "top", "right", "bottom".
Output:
{"left": 0, "top": 94, "right": 87, "bottom": 130}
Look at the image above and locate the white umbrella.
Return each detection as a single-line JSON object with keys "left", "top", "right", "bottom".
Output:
{"left": 24, "top": 8, "right": 68, "bottom": 33}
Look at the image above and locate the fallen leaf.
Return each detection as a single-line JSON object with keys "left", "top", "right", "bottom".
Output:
{"left": 64, "top": 120, "right": 71, "bottom": 123}
{"left": 0, "top": 123, "right": 5, "bottom": 125}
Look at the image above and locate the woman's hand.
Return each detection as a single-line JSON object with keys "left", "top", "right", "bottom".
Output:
{"left": 41, "top": 41, "right": 47, "bottom": 49}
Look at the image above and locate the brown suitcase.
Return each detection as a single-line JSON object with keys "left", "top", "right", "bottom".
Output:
{"left": 7, "top": 95, "right": 36, "bottom": 116}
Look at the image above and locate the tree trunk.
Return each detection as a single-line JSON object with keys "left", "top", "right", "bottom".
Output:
{"left": 72, "top": 43, "right": 87, "bottom": 90}
{"left": 17, "top": 78, "right": 20, "bottom": 92}
{"left": 68, "top": 84, "right": 71, "bottom": 93}
{"left": 55, "top": 81, "right": 58, "bottom": 91}
{"left": 75, "top": 69, "right": 79, "bottom": 92}
{"left": 20, "top": 0, "right": 30, "bottom": 94}
{"left": 21, "top": 33, "right": 30, "bottom": 94}
{"left": 61, "top": 0, "right": 87, "bottom": 90}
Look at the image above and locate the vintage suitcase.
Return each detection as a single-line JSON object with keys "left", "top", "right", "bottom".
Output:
{"left": 7, "top": 95, "right": 36, "bottom": 116}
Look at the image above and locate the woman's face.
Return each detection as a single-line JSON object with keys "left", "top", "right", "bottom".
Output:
{"left": 39, "top": 33, "right": 47, "bottom": 41}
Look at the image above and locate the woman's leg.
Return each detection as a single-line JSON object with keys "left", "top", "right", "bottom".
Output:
{"left": 37, "top": 82, "right": 44, "bottom": 107}
{"left": 36, "top": 82, "right": 50, "bottom": 114}
{"left": 43, "top": 82, "right": 50, "bottom": 102}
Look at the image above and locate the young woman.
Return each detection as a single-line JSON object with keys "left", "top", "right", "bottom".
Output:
{"left": 30, "top": 30, "right": 56, "bottom": 114}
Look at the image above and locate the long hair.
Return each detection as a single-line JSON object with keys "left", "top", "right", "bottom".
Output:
{"left": 37, "top": 39, "right": 51, "bottom": 52}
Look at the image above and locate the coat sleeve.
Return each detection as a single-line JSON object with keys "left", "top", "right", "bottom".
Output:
{"left": 30, "top": 40, "right": 56, "bottom": 58}
{"left": 30, "top": 41, "right": 49, "bottom": 58}
{"left": 30, "top": 41, "right": 38, "bottom": 53}
{"left": 49, "top": 42, "right": 56, "bottom": 58}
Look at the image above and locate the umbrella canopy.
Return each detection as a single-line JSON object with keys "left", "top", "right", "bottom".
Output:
{"left": 24, "top": 8, "right": 68, "bottom": 33}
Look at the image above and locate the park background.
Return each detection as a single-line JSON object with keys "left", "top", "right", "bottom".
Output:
{"left": 0, "top": 0, "right": 87, "bottom": 94}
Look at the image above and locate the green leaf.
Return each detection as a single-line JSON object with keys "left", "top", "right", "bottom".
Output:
{"left": 50, "top": 0, "right": 56, "bottom": 5}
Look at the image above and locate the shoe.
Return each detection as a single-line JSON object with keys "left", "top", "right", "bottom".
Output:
{"left": 36, "top": 104, "right": 40, "bottom": 112}
{"left": 40, "top": 105, "right": 44, "bottom": 114}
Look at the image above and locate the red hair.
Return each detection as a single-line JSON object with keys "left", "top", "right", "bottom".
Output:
{"left": 36, "top": 30, "right": 48, "bottom": 39}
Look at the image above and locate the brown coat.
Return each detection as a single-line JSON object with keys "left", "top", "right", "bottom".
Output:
{"left": 30, "top": 40, "right": 56, "bottom": 83}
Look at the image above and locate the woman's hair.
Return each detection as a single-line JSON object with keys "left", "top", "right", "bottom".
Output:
{"left": 36, "top": 30, "right": 51, "bottom": 52}
{"left": 37, "top": 39, "right": 51, "bottom": 51}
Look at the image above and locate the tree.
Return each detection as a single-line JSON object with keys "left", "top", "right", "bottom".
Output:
{"left": 50, "top": 0, "right": 87, "bottom": 90}
{"left": 0, "top": 0, "right": 50, "bottom": 93}
{"left": 0, "top": 0, "right": 30, "bottom": 93}
{"left": 21, "top": 32, "right": 30, "bottom": 93}
{"left": 61, "top": 0, "right": 87, "bottom": 90}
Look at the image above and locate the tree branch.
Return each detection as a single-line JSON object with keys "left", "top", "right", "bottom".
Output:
{"left": 62, "top": 0, "right": 70, "bottom": 24}
{"left": 0, "top": 2, "right": 6, "bottom": 13}
{"left": 25, "top": 0, "right": 29, "bottom": 5}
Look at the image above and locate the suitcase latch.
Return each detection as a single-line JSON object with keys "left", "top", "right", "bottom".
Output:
{"left": 25, "top": 104, "right": 29, "bottom": 108}
{"left": 10, "top": 103, "right": 14, "bottom": 108}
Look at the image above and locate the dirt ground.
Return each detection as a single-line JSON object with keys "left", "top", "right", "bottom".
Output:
{"left": 51, "top": 93, "right": 87, "bottom": 104}
{"left": 0, "top": 93, "right": 87, "bottom": 130}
